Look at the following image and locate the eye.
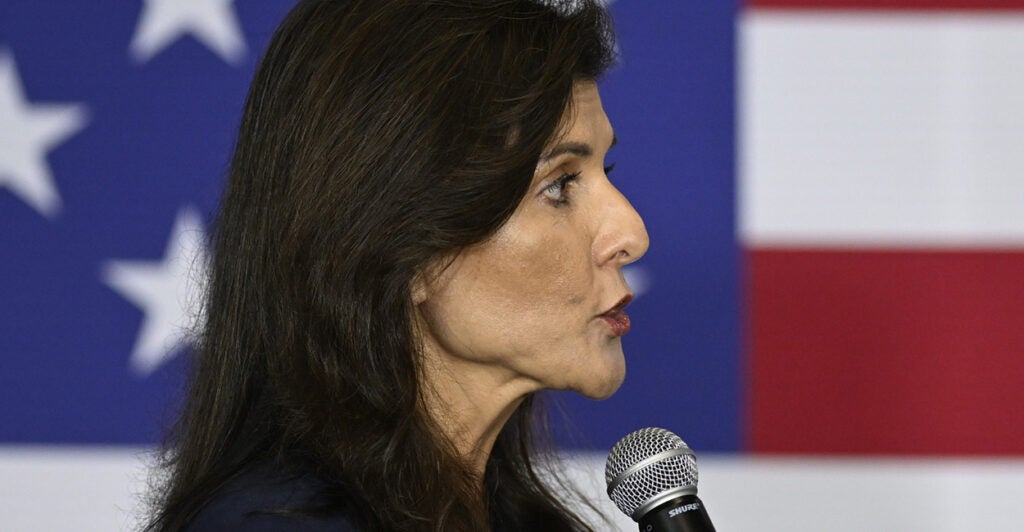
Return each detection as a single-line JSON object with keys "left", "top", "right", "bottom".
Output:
{"left": 542, "top": 171, "right": 581, "bottom": 206}
{"left": 604, "top": 162, "right": 616, "bottom": 175}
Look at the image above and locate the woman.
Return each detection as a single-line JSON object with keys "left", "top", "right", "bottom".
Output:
{"left": 147, "top": 0, "right": 648, "bottom": 530}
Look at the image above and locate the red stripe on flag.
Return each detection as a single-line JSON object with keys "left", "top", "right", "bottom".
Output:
{"left": 748, "top": 248, "right": 1024, "bottom": 455}
{"left": 748, "top": 0, "right": 1024, "bottom": 9}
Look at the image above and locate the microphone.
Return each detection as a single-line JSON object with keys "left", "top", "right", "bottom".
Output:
{"left": 605, "top": 427, "right": 716, "bottom": 532}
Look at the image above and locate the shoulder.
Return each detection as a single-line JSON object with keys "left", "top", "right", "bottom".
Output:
{"left": 185, "top": 459, "right": 362, "bottom": 532}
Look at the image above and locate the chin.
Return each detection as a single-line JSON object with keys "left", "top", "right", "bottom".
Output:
{"left": 576, "top": 355, "right": 626, "bottom": 400}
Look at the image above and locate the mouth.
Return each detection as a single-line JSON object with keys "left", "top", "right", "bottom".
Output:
{"left": 598, "top": 294, "right": 633, "bottom": 336}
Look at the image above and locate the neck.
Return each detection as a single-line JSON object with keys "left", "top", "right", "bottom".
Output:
{"left": 419, "top": 344, "right": 539, "bottom": 480}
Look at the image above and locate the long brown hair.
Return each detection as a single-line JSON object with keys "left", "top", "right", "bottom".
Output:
{"left": 147, "top": 1, "right": 616, "bottom": 529}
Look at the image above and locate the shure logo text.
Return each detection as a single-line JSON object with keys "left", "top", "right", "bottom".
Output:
{"left": 668, "top": 503, "right": 701, "bottom": 518}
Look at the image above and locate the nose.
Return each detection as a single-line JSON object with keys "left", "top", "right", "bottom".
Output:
{"left": 594, "top": 181, "right": 649, "bottom": 267}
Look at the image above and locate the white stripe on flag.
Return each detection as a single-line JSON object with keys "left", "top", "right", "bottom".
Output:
{"left": 740, "top": 12, "right": 1024, "bottom": 248}
{"left": 6, "top": 447, "right": 1024, "bottom": 531}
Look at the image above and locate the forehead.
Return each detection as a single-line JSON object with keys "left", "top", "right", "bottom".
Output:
{"left": 558, "top": 81, "right": 610, "bottom": 140}
{"left": 533, "top": 82, "right": 614, "bottom": 170}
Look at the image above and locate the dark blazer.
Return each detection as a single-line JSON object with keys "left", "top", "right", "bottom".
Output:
{"left": 186, "top": 458, "right": 361, "bottom": 531}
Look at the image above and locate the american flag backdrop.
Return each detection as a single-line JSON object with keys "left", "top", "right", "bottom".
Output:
{"left": 2, "top": 1, "right": 1024, "bottom": 530}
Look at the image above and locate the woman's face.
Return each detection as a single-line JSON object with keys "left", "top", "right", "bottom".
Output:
{"left": 417, "top": 82, "right": 649, "bottom": 400}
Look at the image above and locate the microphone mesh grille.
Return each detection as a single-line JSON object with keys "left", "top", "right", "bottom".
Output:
{"left": 605, "top": 427, "right": 698, "bottom": 517}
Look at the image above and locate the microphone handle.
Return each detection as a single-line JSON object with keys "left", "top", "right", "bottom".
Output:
{"left": 637, "top": 494, "right": 716, "bottom": 532}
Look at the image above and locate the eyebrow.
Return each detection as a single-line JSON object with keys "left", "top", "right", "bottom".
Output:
{"left": 539, "top": 134, "right": 617, "bottom": 164}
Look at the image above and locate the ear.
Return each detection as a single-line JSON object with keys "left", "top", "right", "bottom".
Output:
{"left": 411, "top": 270, "right": 429, "bottom": 305}
{"left": 411, "top": 254, "right": 456, "bottom": 306}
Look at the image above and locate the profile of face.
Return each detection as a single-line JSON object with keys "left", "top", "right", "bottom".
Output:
{"left": 416, "top": 81, "right": 649, "bottom": 401}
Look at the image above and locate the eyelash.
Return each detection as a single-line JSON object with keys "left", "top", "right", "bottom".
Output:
{"left": 541, "top": 164, "right": 616, "bottom": 207}
{"left": 543, "top": 172, "right": 580, "bottom": 206}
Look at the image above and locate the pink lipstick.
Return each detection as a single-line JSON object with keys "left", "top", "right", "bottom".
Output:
{"left": 600, "top": 294, "right": 633, "bottom": 336}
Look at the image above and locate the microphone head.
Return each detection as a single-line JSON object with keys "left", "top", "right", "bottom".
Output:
{"left": 604, "top": 427, "right": 699, "bottom": 520}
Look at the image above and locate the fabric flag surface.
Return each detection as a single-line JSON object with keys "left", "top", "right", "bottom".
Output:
{"left": 3, "top": 0, "right": 1024, "bottom": 530}
{"left": 743, "top": 0, "right": 1024, "bottom": 455}
{"left": 740, "top": 2, "right": 1024, "bottom": 528}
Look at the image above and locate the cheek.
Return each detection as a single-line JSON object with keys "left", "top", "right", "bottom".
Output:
{"left": 481, "top": 230, "right": 590, "bottom": 317}
{"left": 421, "top": 215, "right": 596, "bottom": 363}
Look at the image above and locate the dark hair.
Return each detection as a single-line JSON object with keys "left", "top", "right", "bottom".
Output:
{"left": 147, "top": 0, "right": 616, "bottom": 530}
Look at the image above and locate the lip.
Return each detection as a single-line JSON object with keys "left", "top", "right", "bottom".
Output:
{"left": 598, "top": 294, "right": 634, "bottom": 336}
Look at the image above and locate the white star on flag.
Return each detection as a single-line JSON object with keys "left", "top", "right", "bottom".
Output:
{"left": 623, "top": 265, "right": 650, "bottom": 299}
{"left": 129, "top": 0, "right": 247, "bottom": 65}
{"left": 0, "top": 51, "right": 88, "bottom": 219}
{"left": 103, "top": 207, "right": 209, "bottom": 376}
